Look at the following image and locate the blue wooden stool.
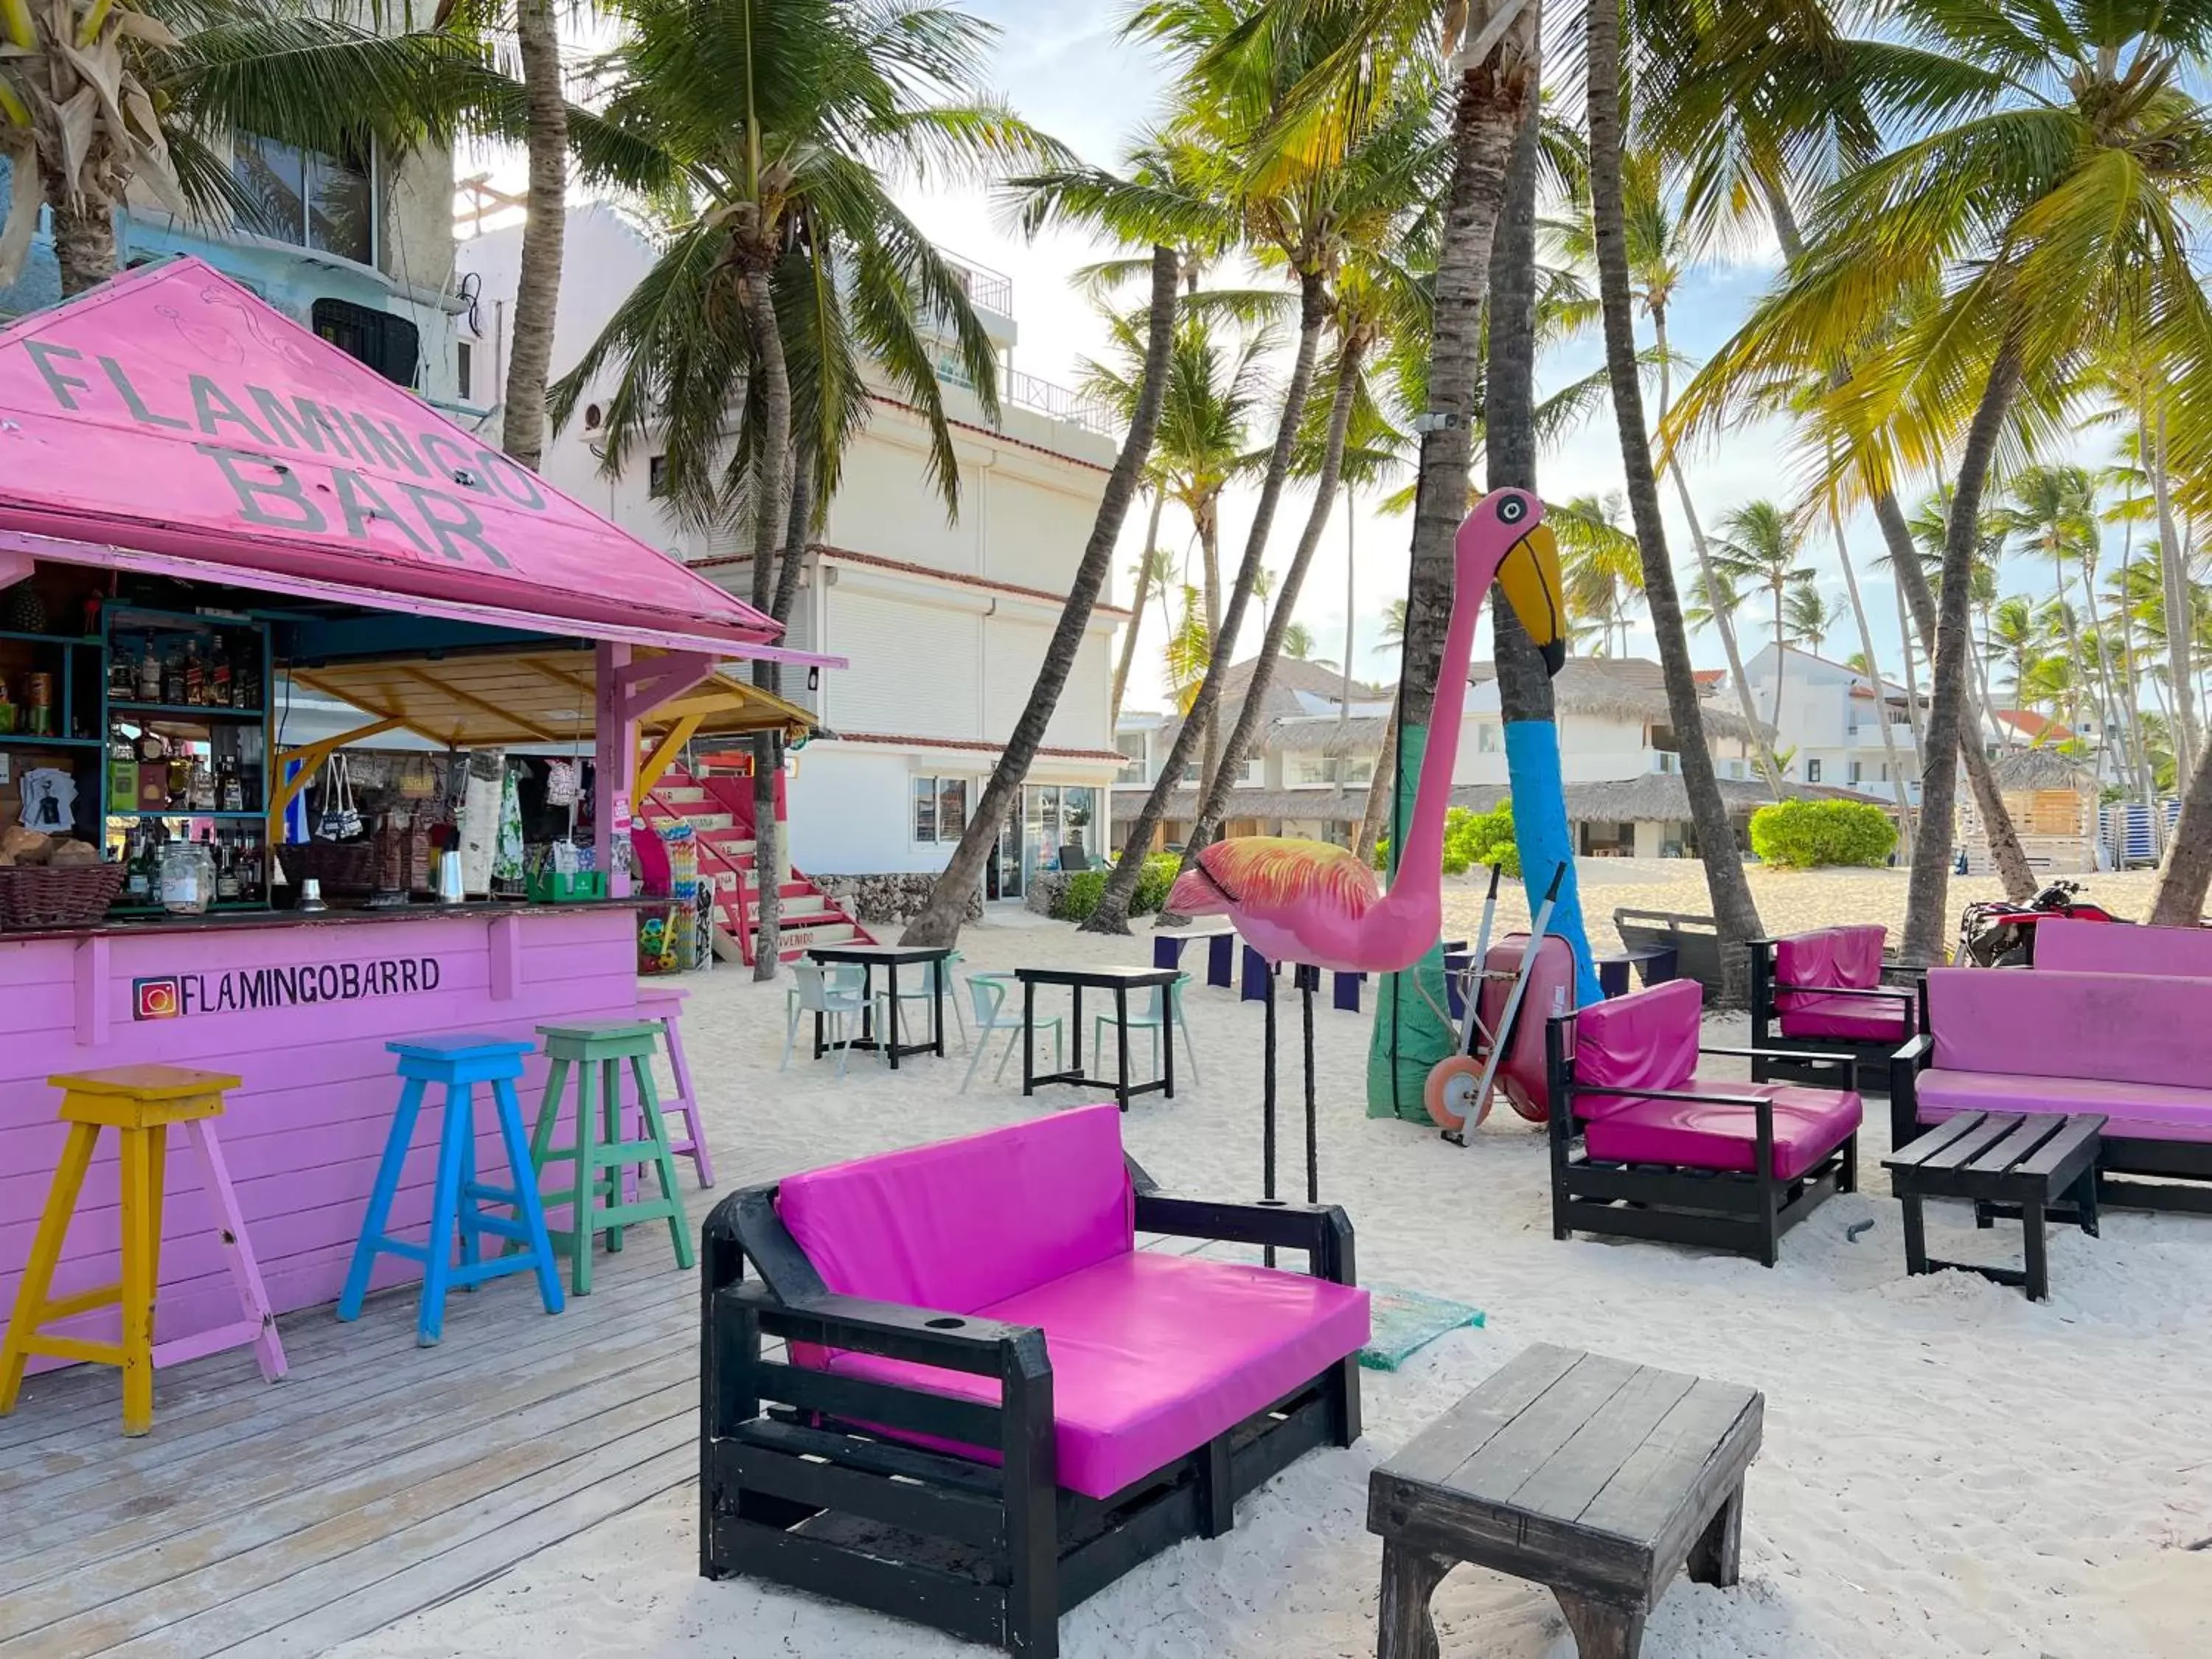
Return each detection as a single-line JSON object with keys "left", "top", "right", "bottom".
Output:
{"left": 338, "top": 1035, "right": 564, "bottom": 1346}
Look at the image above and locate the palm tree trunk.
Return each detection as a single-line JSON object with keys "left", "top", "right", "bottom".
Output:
{"left": 1197, "top": 511, "right": 1224, "bottom": 791}
{"left": 903, "top": 247, "right": 1181, "bottom": 947}
{"left": 1870, "top": 488, "right": 2036, "bottom": 899}
{"left": 1083, "top": 268, "right": 1329, "bottom": 934}
{"left": 1110, "top": 488, "right": 1166, "bottom": 723}
{"left": 1340, "top": 487, "right": 1356, "bottom": 738}
{"left": 1653, "top": 306, "right": 1779, "bottom": 797}
{"left": 1588, "top": 0, "right": 1761, "bottom": 1000}
{"left": 1487, "top": 91, "right": 1600, "bottom": 1004}
{"left": 501, "top": 0, "right": 567, "bottom": 473}
{"left": 2151, "top": 738, "right": 2212, "bottom": 923}
{"left": 1903, "top": 344, "right": 2024, "bottom": 964}
{"left": 2152, "top": 412, "right": 2197, "bottom": 782}
{"left": 49, "top": 198, "right": 116, "bottom": 296}
{"left": 1173, "top": 334, "right": 1366, "bottom": 883}
{"left": 1354, "top": 690, "right": 1398, "bottom": 864}
{"left": 734, "top": 264, "right": 792, "bottom": 981}
{"left": 1893, "top": 574, "right": 1924, "bottom": 750}
{"left": 1832, "top": 497, "right": 1914, "bottom": 847}
{"left": 770, "top": 445, "right": 814, "bottom": 644}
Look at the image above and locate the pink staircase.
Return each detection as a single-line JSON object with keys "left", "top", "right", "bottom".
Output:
{"left": 640, "top": 766, "right": 875, "bottom": 965}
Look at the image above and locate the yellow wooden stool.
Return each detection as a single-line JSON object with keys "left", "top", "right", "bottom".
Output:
{"left": 0, "top": 1065, "right": 288, "bottom": 1436}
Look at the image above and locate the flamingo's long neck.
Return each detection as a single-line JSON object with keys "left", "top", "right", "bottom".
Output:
{"left": 1380, "top": 537, "right": 1505, "bottom": 910}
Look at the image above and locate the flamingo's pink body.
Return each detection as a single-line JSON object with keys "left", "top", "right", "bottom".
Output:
{"left": 1168, "top": 490, "right": 1562, "bottom": 974}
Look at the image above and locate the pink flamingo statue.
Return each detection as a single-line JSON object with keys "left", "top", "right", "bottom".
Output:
{"left": 1166, "top": 488, "right": 1562, "bottom": 1209}
{"left": 1169, "top": 487, "right": 1564, "bottom": 967}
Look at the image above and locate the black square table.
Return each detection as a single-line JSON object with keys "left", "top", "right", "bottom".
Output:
{"left": 1015, "top": 964, "right": 1180, "bottom": 1110}
{"left": 1882, "top": 1110, "right": 2105, "bottom": 1301}
{"left": 806, "top": 942, "right": 952, "bottom": 1070}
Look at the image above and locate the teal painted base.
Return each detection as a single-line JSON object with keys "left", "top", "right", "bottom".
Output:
{"left": 1367, "top": 720, "right": 1453, "bottom": 1121}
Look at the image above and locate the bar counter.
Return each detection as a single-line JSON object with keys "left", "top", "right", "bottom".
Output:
{"left": 1, "top": 900, "right": 655, "bottom": 1370}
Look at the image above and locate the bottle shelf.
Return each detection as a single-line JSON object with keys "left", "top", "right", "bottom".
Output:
{"left": 108, "top": 701, "right": 268, "bottom": 723}
{"left": 0, "top": 733, "right": 104, "bottom": 748}
{"left": 0, "top": 629, "right": 102, "bottom": 648}
{"left": 108, "top": 810, "right": 268, "bottom": 821}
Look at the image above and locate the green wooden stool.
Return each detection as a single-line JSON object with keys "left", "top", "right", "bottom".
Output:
{"left": 523, "top": 1021, "right": 695, "bottom": 1294}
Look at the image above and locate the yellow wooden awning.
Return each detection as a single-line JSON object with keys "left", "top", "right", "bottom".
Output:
{"left": 285, "top": 648, "right": 819, "bottom": 750}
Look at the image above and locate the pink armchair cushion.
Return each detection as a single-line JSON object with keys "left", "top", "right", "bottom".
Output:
{"left": 1774, "top": 925, "right": 1886, "bottom": 1013}
{"left": 778, "top": 1103, "right": 1135, "bottom": 1315}
{"left": 820, "top": 1251, "right": 1371, "bottom": 1500}
{"left": 1583, "top": 1082, "right": 1862, "bottom": 1180}
{"left": 2034, "top": 917, "right": 2212, "bottom": 978}
{"left": 1913, "top": 1069, "right": 2212, "bottom": 1144}
{"left": 1571, "top": 978, "right": 1701, "bottom": 1119}
{"left": 1926, "top": 968, "right": 2212, "bottom": 1092}
{"left": 1776, "top": 991, "right": 1913, "bottom": 1044}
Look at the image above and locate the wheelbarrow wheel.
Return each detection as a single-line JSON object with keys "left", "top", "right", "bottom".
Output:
{"left": 1425, "top": 1053, "right": 1492, "bottom": 1133}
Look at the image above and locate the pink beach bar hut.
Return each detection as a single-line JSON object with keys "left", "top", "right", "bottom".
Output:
{"left": 0, "top": 258, "right": 838, "bottom": 1379}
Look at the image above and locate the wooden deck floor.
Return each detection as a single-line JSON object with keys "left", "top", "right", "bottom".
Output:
{"left": 0, "top": 1238, "right": 702, "bottom": 1659}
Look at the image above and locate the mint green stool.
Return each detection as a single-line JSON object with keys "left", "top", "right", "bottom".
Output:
{"left": 523, "top": 1021, "right": 695, "bottom": 1294}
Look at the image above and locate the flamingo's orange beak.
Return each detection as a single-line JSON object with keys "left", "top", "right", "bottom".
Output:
{"left": 1498, "top": 521, "right": 1565, "bottom": 675}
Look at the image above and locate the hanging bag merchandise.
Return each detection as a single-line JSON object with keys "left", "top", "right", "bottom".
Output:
{"left": 316, "top": 753, "right": 362, "bottom": 841}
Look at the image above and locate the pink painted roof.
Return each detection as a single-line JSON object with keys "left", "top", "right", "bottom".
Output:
{"left": 0, "top": 258, "right": 793, "bottom": 657}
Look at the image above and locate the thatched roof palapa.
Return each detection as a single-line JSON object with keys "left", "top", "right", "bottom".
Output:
{"left": 1989, "top": 748, "right": 2095, "bottom": 791}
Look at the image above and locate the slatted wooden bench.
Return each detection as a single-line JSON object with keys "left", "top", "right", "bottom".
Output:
{"left": 1882, "top": 1110, "right": 2105, "bottom": 1302}
{"left": 1366, "top": 1343, "right": 1762, "bottom": 1659}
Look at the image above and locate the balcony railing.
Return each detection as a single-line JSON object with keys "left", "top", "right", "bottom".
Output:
{"left": 941, "top": 252, "right": 1015, "bottom": 316}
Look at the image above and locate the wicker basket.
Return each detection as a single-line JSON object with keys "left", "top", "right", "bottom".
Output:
{"left": 0, "top": 861, "right": 128, "bottom": 930}
{"left": 276, "top": 838, "right": 379, "bottom": 897}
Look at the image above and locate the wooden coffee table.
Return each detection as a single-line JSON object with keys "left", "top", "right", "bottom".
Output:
{"left": 1367, "top": 1343, "right": 1762, "bottom": 1658}
{"left": 1882, "top": 1110, "right": 2104, "bottom": 1302}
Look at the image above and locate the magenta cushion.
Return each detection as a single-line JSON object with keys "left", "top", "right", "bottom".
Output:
{"left": 1583, "top": 1081, "right": 1863, "bottom": 1179}
{"left": 2034, "top": 918, "right": 2212, "bottom": 977}
{"left": 1774, "top": 925, "right": 1886, "bottom": 1012}
{"left": 1572, "top": 978, "right": 1701, "bottom": 1119}
{"left": 1926, "top": 968, "right": 2212, "bottom": 1092}
{"left": 779, "top": 1103, "right": 1135, "bottom": 1315}
{"left": 1913, "top": 1068, "right": 2212, "bottom": 1144}
{"left": 822, "top": 1252, "right": 1371, "bottom": 1500}
{"left": 1776, "top": 991, "right": 1913, "bottom": 1043}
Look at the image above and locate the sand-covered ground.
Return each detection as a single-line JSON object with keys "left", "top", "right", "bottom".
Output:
{"left": 338, "top": 861, "right": 2211, "bottom": 1659}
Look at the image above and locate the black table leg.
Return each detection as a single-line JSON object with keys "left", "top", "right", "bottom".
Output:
{"left": 884, "top": 963, "right": 900, "bottom": 1069}
{"left": 1071, "top": 985, "right": 1084, "bottom": 1074}
{"left": 1161, "top": 981, "right": 1176, "bottom": 1100}
{"left": 1116, "top": 986, "right": 1130, "bottom": 1113}
{"left": 1023, "top": 978, "right": 1035, "bottom": 1096}
{"left": 1301, "top": 968, "right": 1318, "bottom": 1204}
{"left": 813, "top": 1006, "right": 824, "bottom": 1060}
{"left": 1262, "top": 967, "right": 1278, "bottom": 1268}
{"left": 933, "top": 961, "right": 945, "bottom": 1057}
{"left": 2023, "top": 1196, "right": 2048, "bottom": 1301}
{"left": 2073, "top": 1164, "right": 2100, "bottom": 1238}
{"left": 1900, "top": 1189, "right": 1928, "bottom": 1276}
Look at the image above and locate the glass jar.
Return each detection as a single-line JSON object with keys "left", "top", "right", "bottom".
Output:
{"left": 159, "top": 838, "right": 215, "bottom": 915}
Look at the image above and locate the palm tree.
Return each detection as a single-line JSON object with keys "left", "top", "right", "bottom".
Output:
{"left": 500, "top": 0, "right": 566, "bottom": 474}
{"left": 1784, "top": 585, "right": 1844, "bottom": 655}
{"left": 561, "top": 0, "right": 1059, "bottom": 975}
{"left": 1675, "top": 1, "right": 2212, "bottom": 961}
{"left": 1281, "top": 622, "right": 1324, "bottom": 661}
{"left": 903, "top": 247, "right": 1185, "bottom": 947}
{"left": 1586, "top": 0, "right": 1763, "bottom": 992}
{"left": 1555, "top": 493, "right": 1642, "bottom": 658}
{"left": 1716, "top": 498, "right": 1815, "bottom": 742}
{"left": 1354, "top": 597, "right": 1411, "bottom": 863}
{"left": 0, "top": 0, "right": 519, "bottom": 294}
{"left": 1083, "top": 0, "right": 1455, "bottom": 936}
{"left": 1989, "top": 597, "right": 2059, "bottom": 711}
{"left": 1112, "top": 540, "right": 1175, "bottom": 723}
{"left": 1997, "top": 464, "right": 2102, "bottom": 735}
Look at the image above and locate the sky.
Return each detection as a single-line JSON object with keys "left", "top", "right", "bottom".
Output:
{"left": 493, "top": 1, "right": 2133, "bottom": 719}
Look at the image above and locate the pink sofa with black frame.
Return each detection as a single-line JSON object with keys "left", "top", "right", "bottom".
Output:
{"left": 699, "top": 1105, "right": 1368, "bottom": 1657}
{"left": 1892, "top": 967, "right": 2212, "bottom": 1214}
{"left": 1747, "top": 925, "right": 1920, "bottom": 1093}
{"left": 2033, "top": 917, "right": 2212, "bottom": 976}
{"left": 1547, "top": 978, "right": 1863, "bottom": 1265}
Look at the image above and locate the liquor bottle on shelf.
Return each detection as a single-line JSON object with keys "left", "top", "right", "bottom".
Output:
{"left": 184, "top": 643, "right": 205, "bottom": 706}
{"left": 122, "top": 830, "right": 152, "bottom": 906}
{"left": 136, "top": 638, "right": 161, "bottom": 702}
{"left": 161, "top": 649, "right": 184, "bottom": 706}
{"left": 210, "top": 638, "right": 234, "bottom": 708}
{"left": 110, "top": 644, "right": 136, "bottom": 701}
{"left": 218, "top": 752, "right": 244, "bottom": 813}
{"left": 237, "top": 650, "right": 260, "bottom": 712}
{"left": 216, "top": 834, "right": 241, "bottom": 902}
{"left": 192, "top": 757, "right": 218, "bottom": 813}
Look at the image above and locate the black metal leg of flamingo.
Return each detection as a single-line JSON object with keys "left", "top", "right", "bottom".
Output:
{"left": 1262, "top": 964, "right": 1278, "bottom": 1267}
{"left": 1296, "top": 964, "right": 1319, "bottom": 1205}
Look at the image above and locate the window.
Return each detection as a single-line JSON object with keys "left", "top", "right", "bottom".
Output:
{"left": 648, "top": 456, "right": 671, "bottom": 498}
{"left": 913, "top": 776, "right": 968, "bottom": 842}
{"left": 456, "top": 340, "right": 473, "bottom": 403}
{"left": 1115, "top": 733, "right": 1149, "bottom": 782}
{"left": 1475, "top": 722, "right": 1503, "bottom": 754}
{"left": 233, "top": 132, "right": 375, "bottom": 264}
{"left": 1340, "top": 755, "right": 1374, "bottom": 787}
{"left": 310, "top": 299, "right": 417, "bottom": 388}
{"left": 1848, "top": 760, "right": 1863, "bottom": 785}
{"left": 1290, "top": 752, "right": 1330, "bottom": 787}
{"left": 1806, "top": 758, "right": 1823, "bottom": 782}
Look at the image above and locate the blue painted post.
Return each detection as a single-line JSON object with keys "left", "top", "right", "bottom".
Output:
{"left": 1502, "top": 720, "right": 1603, "bottom": 1006}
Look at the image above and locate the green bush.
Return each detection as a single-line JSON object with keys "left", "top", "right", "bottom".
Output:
{"left": 1748, "top": 799, "right": 1897, "bottom": 869}
{"left": 1051, "top": 853, "right": 1182, "bottom": 922}
{"left": 1374, "top": 802, "right": 1521, "bottom": 878}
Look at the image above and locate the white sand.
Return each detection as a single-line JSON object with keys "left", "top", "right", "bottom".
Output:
{"left": 337, "top": 863, "right": 2212, "bottom": 1659}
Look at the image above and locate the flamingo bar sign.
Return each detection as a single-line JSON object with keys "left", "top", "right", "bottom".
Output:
{"left": 0, "top": 257, "right": 779, "bottom": 648}
{"left": 132, "top": 955, "right": 445, "bottom": 1021}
